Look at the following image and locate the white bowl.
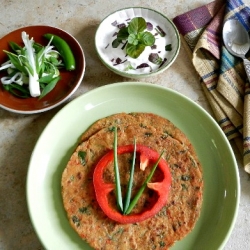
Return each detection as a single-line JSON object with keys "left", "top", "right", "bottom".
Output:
{"left": 95, "top": 7, "right": 180, "bottom": 78}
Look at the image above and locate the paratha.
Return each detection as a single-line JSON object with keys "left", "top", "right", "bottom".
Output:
{"left": 61, "top": 112, "right": 203, "bottom": 249}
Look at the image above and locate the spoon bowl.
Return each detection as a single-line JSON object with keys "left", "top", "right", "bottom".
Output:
{"left": 223, "top": 19, "right": 250, "bottom": 58}
{"left": 223, "top": 19, "right": 250, "bottom": 81}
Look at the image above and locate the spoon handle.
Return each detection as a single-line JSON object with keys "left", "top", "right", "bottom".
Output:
{"left": 243, "top": 58, "right": 250, "bottom": 83}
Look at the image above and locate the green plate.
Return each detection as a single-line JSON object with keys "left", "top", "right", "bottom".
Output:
{"left": 27, "top": 82, "right": 240, "bottom": 250}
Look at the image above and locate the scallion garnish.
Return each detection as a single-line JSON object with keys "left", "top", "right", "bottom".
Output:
{"left": 123, "top": 137, "right": 137, "bottom": 213}
{"left": 124, "top": 150, "right": 164, "bottom": 215}
{"left": 0, "top": 32, "right": 64, "bottom": 98}
{"left": 114, "top": 127, "right": 123, "bottom": 212}
{"left": 113, "top": 127, "right": 164, "bottom": 215}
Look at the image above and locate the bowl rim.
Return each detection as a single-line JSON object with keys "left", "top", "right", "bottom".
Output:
{"left": 0, "top": 25, "right": 86, "bottom": 114}
{"left": 95, "top": 7, "right": 180, "bottom": 78}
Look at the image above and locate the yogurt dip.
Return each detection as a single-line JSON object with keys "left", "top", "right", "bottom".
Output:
{"left": 101, "top": 17, "right": 172, "bottom": 75}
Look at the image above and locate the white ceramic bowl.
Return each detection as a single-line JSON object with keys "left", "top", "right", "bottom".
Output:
{"left": 95, "top": 7, "right": 180, "bottom": 78}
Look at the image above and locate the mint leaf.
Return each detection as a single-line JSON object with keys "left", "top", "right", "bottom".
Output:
{"left": 126, "top": 43, "right": 145, "bottom": 59}
{"left": 165, "top": 44, "right": 172, "bottom": 51}
{"left": 140, "top": 31, "right": 155, "bottom": 46}
{"left": 112, "top": 27, "right": 129, "bottom": 48}
{"left": 128, "top": 17, "right": 146, "bottom": 34}
{"left": 128, "top": 34, "right": 138, "bottom": 46}
{"left": 117, "top": 27, "right": 129, "bottom": 40}
{"left": 112, "top": 38, "right": 121, "bottom": 48}
{"left": 113, "top": 17, "right": 156, "bottom": 59}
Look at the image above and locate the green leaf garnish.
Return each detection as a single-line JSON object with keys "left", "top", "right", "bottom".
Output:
{"left": 114, "top": 127, "right": 123, "bottom": 212}
{"left": 128, "top": 34, "right": 139, "bottom": 46}
{"left": 124, "top": 150, "right": 164, "bottom": 215}
{"left": 117, "top": 27, "right": 129, "bottom": 40}
{"left": 4, "top": 50, "right": 27, "bottom": 73}
{"left": 123, "top": 138, "right": 137, "bottom": 213}
{"left": 126, "top": 43, "right": 145, "bottom": 59}
{"left": 112, "top": 38, "right": 121, "bottom": 48}
{"left": 128, "top": 17, "right": 147, "bottom": 34}
{"left": 39, "top": 76, "right": 60, "bottom": 99}
{"left": 9, "top": 41, "right": 22, "bottom": 53}
{"left": 78, "top": 151, "right": 87, "bottom": 165}
{"left": 3, "top": 83, "right": 30, "bottom": 98}
{"left": 165, "top": 44, "right": 172, "bottom": 51}
{"left": 113, "top": 17, "right": 156, "bottom": 59}
{"left": 140, "top": 31, "right": 155, "bottom": 46}
{"left": 38, "top": 73, "right": 55, "bottom": 83}
{"left": 112, "top": 127, "right": 165, "bottom": 215}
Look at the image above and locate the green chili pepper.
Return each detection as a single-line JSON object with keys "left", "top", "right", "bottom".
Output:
{"left": 43, "top": 33, "right": 76, "bottom": 71}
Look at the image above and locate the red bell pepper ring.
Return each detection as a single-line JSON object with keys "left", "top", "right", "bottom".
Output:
{"left": 93, "top": 144, "right": 171, "bottom": 224}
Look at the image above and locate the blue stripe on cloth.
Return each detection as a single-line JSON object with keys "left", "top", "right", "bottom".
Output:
{"left": 218, "top": 117, "right": 229, "bottom": 125}
{"left": 202, "top": 70, "right": 217, "bottom": 79}
{"left": 227, "top": 0, "right": 244, "bottom": 10}
{"left": 226, "top": 128, "right": 240, "bottom": 137}
{"left": 219, "top": 117, "right": 243, "bottom": 131}
{"left": 220, "top": 47, "right": 241, "bottom": 73}
{"left": 236, "top": 124, "right": 243, "bottom": 130}
{"left": 227, "top": 0, "right": 250, "bottom": 31}
{"left": 220, "top": 52, "right": 235, "bottom": 72}
{"left": 218, "top": 117, "right": 243, "bottom": 137}
{"left": 200, "top": 70, "right": 218, "bottom": 91}
{"left": 236, "top": 10, "right": 250, "bottom": 31}
{"left": 207, "top": 85, "right": 217, "bottom": 91}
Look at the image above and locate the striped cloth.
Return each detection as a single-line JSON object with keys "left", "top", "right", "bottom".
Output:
{"left": 173, "top": 0, "right": 250, "bottom": 173}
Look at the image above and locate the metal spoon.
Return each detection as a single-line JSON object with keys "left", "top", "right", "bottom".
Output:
{"left": 222, "top": 19, "right": 250, "bottom": 81}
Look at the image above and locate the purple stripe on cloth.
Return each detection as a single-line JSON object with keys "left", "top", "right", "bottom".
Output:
{"left": 173, "top": 0, "right": 225, "bottom": 35}
{"left": 173, "top": 6, "right": 213, "bottom": 35}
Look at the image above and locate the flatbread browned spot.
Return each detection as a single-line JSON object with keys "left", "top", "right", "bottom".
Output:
{"left": 61, "top": 113, "right": 203, "bottom": 250}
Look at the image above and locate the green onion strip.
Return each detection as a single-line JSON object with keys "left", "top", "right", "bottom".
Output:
{"left": 113, "top": 126, "right": 164, "bottom": 215}
{"left": 124, "top": 137, "right": 137, "bottom": 214}
{"left": 124, "top": 151, "right": 164, "bottom": 215}
{"left": 114, "top": 127, "right": 123, "bottom": 212}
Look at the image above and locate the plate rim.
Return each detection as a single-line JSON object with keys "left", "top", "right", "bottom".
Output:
{"left": 26, "top": 82, "right": 240, "bottom": 250}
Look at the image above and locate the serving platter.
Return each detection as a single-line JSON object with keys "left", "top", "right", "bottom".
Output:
{"left": 27, "top": 82, "right": 239, "bottom": 250}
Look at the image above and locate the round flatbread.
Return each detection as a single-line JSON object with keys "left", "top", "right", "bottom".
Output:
{"left": 61, "top": 113, "right": 203, "bottom": 250}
